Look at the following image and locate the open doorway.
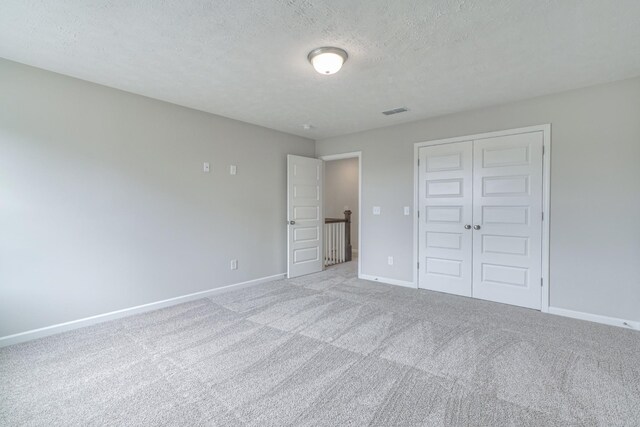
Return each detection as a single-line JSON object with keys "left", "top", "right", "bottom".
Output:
{"left": 320, "top": 152, "right": 361, "bottom": 276}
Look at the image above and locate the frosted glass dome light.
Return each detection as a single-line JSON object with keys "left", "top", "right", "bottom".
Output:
{"left": 308, "top": 47, "right": 348, "bottom": 75}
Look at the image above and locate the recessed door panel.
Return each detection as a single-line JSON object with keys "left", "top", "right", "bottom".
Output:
{"left": 482, "top": 175, "right": 529, "bottom": 196}
{"left": 426, "top": 232, "right": 462, "bottom": 250}
{"left": 418, "top": 142, "right": 473, "bottom": 297}
{"left": 294, "top": 184, "right": 319, "bottom": 199}
{"left": 481, "top": 264, "right": 528, "bottom": 287}
{"left": 426, "top": 206, "right": 463, "bottom": 223}
{"left": 482, "top": 235, "right": 529, "bottom": 256}
{"left": 294, "top": 226, "right": 319, "bottom": 243}
{"left": 483, "top": 206, "right": 529, "bottom": 225}
{"left": 426, "top": 258, "right": 463, "bottom": 277}
{"left": 293, "top": 206, "right": 319, "bottom": 221}
{"left": 294, "top": 247, "right": 319, "bottom": 264}
{"left": 426, "top": 153, "right": 463, "bottom": 172}
{"left": 482, "top": 146, "right": 529, "bottom": 167}
{"left": 426, "top": 179, "right": 464, "bottom": 197}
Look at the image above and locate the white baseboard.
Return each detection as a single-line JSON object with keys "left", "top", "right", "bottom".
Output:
{"left": 359, "top": 274, "right": 416, "bottom": 289}
{"left": 548, "top": 306, "right": 639, "bottom": 331}
{"left": 0, "top": 273, "right": 286, "bottom": 348}
{"left": 353, "top": 278, "right": 639, "bottom": 331}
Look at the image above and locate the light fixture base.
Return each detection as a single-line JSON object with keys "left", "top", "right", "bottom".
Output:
{"left": 307, "top": 47, "right": 348, "bottom": 75}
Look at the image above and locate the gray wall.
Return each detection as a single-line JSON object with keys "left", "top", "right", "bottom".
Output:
{"left": 0, "top": 59, "right": 314, "bottom": 337}
{"left": 324, "top": 158, "right": 359, "bottom": 251}
{"left": 316, "top": 76, "right": 640, "bottom": 322}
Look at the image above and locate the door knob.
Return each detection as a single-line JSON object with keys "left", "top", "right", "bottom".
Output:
{"left": 473, "top": 225, "right": 481, "bottom": 230}
{"left": 464, "top": 224, "right": 471, "bottom": 229}
{"left": 289, "top": 220, "right": 296, "bottom": 225}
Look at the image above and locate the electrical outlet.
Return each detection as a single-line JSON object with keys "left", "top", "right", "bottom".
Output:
{"left": 388, "top": 256, "right": 394, "bottom": 265}
{"left": 230, "top": 259, "right": 238, "bottom": 270}
{"left": 203, "top": 162, "right": 210, "bottom": 172}
{"left": 373, "top": 206, "right": 381, "bottom": 215}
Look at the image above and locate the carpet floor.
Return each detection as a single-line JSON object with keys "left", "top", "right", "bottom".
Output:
{"left": 1, "top": 260, "right": 639, "bottom": 426}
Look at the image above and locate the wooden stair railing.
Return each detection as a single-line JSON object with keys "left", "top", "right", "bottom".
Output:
{"left": 324, "top": 210, "right": 352, "bottom": 266}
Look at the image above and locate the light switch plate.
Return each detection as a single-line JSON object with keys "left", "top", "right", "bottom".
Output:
{"left": 373, "top": 206, "right": 381, "bottom": 215}
{"left": 203, "top": 162, "right": 210, "bottom": 172}
{"left": 229, "top": 165, "right": 237, "bottom": 175}
{"left": 230, "top": 259, "right": 238, "bottom": 270}
{"left": 388, "top": 256, "right": 394, "bottom": 265}
{"left": 404, "top": 206, "right": 410, "bottom": 216}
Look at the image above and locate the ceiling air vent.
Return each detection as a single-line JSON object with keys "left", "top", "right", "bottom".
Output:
{"left": 382, "top": 107, "right": 408, "bottom": 116}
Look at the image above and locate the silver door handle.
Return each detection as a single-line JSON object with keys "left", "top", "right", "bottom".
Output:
{"left": 464, "top": 224, "right": 471, "bottom": 229}
{"left": 473, "top": 225, "right": 481, "bottom": 230}
{"left": 289, "top": 220, "right": 296, "bottom": 225}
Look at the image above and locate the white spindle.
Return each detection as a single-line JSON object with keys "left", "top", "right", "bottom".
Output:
{"left": 333, "top": 224, "right": 336, "bottom": 264}
{"left": 324, "top": 225, "right": 327, "bottom": 265}
{"left": 339, "top": 223, "right": 344, "bottom": 262}
{"left": 337, "top": 223, "right": 340, "bottom": 263}
{"left": 326, "top": 224, "right": 329, "bottom": 265}
{"left": 340, "top": 222, "right": 347, "bottom": 262}
{"left": 327, "top": 224, "right": 331, "bottom": 265}
{"left": 340, "top": 222, "right": 346, "bottom": 262}
{"left": 330, "top": 224, "right": 334, "bottom": 265}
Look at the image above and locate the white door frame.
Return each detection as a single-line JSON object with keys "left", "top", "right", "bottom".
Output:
{"left": 413, "top": 125, "right": 551, "bottom": 312}
{"left": 319, "top": 151, "right": 362, "bottom": 278}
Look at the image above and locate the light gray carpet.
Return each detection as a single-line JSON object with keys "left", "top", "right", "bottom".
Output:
{"left": 1, "top": 260, "right": 639, "bottom": 426}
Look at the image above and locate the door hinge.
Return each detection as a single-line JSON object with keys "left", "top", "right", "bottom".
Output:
{"left": 417, "top": 210, "right": 420, "bottom": 218}
{"left": 541, "top": 212, "right": 544, "bottom": 221}
{"left": 540, "top": 278, "right": 543, "bottom": 287}
{"left": 417, "top": 262, "right": 420, "bottom": 270}
{"left": 417, "top": 158, "right": 420, "bottom": 166}
{"left": 542, "top": 145, "right": 545, "bottom": 156}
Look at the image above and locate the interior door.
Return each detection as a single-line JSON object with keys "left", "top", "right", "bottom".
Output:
{"left": 418, "top": 142, "right": 473, "bottom": 297}
{"left": 287, "top": 155, "right": 324, "bottom": 278}
{"left": 472, "top": 132, "right": 543, "bottom": 309}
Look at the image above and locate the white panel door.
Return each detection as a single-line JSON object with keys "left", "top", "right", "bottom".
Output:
{"left": 287, "top": 155, "right": 324, "bottom": 278}
{"left": 472, "top": 132, "right": 543, "bottom": 309}
{"left": 418, "top": 142, "right": 473, "bottom": 297}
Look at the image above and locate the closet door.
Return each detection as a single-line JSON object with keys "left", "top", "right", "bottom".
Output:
{"left": 472, "top": 132, "right": 543, "bottom": 309}
{"left": 418, "top": 142, "right": 473, "bottom": 297}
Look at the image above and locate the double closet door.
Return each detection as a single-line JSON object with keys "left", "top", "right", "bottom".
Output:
{"left": 418, "top": 131, "right": 544, "bottom": 310}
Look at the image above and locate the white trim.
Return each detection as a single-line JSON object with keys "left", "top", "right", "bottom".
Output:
{"left": 540, "top": 125, "right": 551, "bottom": 312}
{"left": 412, "top": 124, "right": 551, "bottom": 311}
{"left": 359, "top": 274, "right": 415, "bottom": 288}
{"left": 548, "top": 306, "right": 640, "bottom": 331}
{"left": 319, "top": 151, "right": 362, "bottom": 278}
{"left": 0, "top": 273, "right": 286, "bottom": 348}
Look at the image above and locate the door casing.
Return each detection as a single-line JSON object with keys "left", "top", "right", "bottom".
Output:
{"left": 413, "top": 125, "right": 551, "bottom": 312}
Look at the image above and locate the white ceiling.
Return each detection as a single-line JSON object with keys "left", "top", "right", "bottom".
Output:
{"left": 1, "top": 1, "right": 640, "bottom": 139}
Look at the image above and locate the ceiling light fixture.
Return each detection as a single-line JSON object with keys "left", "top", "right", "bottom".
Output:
{"left": 307, "top": 47, "right": 348, "bottom": 75}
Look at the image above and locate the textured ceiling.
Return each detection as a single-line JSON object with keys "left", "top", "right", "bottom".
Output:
{"left": 1, "top": 1, "right": 640, "bottom": 139}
